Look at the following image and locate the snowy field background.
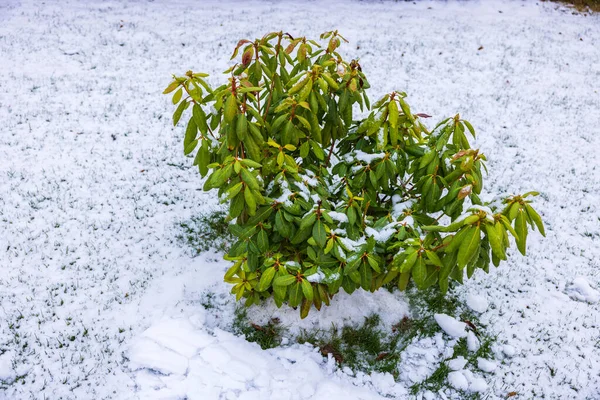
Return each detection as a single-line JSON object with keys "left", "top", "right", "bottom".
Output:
{"left": 1, "top": 0, "right": 599, "bottom": 399}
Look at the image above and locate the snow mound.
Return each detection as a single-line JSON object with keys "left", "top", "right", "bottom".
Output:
{"left": 246, "top": 289, "right": 410, "bottom": 335}
{"left": 0, "top": 351, "right": 16, "bottom": 383}
{"left": 566, "top": 277, "right": 600, "bottom": 303}
{"left": 128, "top": 320, "right": 394, "bottom": 399}
{"left": 466, "top": 294, "right": 489, "bottom": 313}
{"left": 434, "top": 314, "right": 467, "bottom": 338}
{"left": 477, "top": 358, "right": 497, "bottom": 373}
{"left": 448, "top": 370, "right": 469, "bottom": 390}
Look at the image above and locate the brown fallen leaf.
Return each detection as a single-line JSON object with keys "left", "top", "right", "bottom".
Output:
{"left": 320, "top": 344, "right": 343, "bottom": 363}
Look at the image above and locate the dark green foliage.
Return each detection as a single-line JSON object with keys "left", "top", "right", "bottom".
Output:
{"left": 165, "top": 31, "right": 545, "bottom": 318}
{"left": 548, "top": 0, "right": 600, "bottom": 12}
{"left": 232, "top": 308, "right": 284, "bottom": 350}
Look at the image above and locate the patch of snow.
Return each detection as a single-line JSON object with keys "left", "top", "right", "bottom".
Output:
{"left": 447, "top": 371, "right": 469, "bottom": 391}
{"left": 329, "top": 211, "right": 349, "bottom": 224}
{"left": 448, "top": 356, "right": 468, "bottom": 371}
{"left": 466, "top": 293, "right": 489, "bottom": 313}
{"left": 434, "top": 314, "right": 468, "bottom": 338}
{"left": 477, "top": 358, "right": 497, "bottom": 373}
{"left": 502, "top": 345, "right": 516, "bottom": 358}
{"left": 469, "top": 376, "right": 489, "bottom": 392}
{"left": 306, "top": 269, "right": 326, "bottom": 283}
{"left": 566, "top": 277, "right": 600, "bottom": 303}
{"left": 467, "top": 331, "right": 481, "bottom": 353}
{"left": 0, "top": 351, "right": 16, "bottom": 383}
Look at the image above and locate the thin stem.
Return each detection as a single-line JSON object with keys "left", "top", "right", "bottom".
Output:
{"left": 326, "top": 139, "right": 336, "bottom": 167}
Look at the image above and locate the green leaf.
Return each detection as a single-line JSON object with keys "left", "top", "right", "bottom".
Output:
{"left": 398, "top": 271, "right": 410, "bottom": 291}
{"left": 163, "top": 81, "right": 180, "bottom": 94}
{"left": 275, "top": 211, "right": 292, "bottom": 238}
{"left": 184, "top": 140, "right": 197, "bottom": 156}
{"left": 289, "top": 282, "right": 303, "bottom": 308}
{"left": 295, "top": 115, "right": 311, "bottom": 130}
{"left": 300, "top": 212, "right": 317, "bottom": 231}
{"left": 257, "top": 229, "right": 269, "bottom": 252}
{"left": 462, "top": 119, "right": 476, "bottom": 137}
{"left": 247, "top": 206, "right": 273, "bottom": 226}
{"left": 172, "top": 88, "right": 183, "bottom": 104}
{"left": 195, "top": 140, "right": 210, "bottom": 176}
{"left": 184, "top": 118, "right": 197, "bottom": 153}
{"left": 310, "top": 140, "right": 325, "bottom": 160}
{"left": 400, "top": 250, "right": 418, "bottom": 273}
{"left": 457, "top": 225, "right": 481, "bottom": 268}
{"left": 301, "top": 279, "right": 314, "bottom": 301}
{"left": 192, "top": 104, "right": 209, "bottom": 135}
{"left": 173, "top": 100, "right": 187, "bottom": 126}
{"left": 244, "top": 188, "right": 257, "bottom": 215}
{"left": 312, "top": 220, "right": 327, "bottom": 248}
{"left": 224, "top": 94, "right": 237, "bottom": 124}
{"left": 412, "top": 255, "right": 426, "bottom": 288}
{"left": 240, "top": 159, "right": 262, "bottom": 169}
{"left": 230, "top": 192, "right": 245, "bottom": 218}
{"left": 388, "top": 100, "right": 398, "bottom": 129}
{"left": 324, "top": 238, "right": 334, "bottom": 254}
{"left": 359, "top": 263, "right": 372, "bottom": 290}
{"left": 274, "top": 274, "right": 296, "bottom": 286}
{"left": 485, "top": 223, "right": 506, "bottom": 260}
{"left": 241, "top": 168, "right": 259, "bottom": 190}
{"left": 425, "top": 250, "right": 443, "bottom": 267}
{"left": 398, "top": 97, "right": 413, "bottom": 121}
{"left": 525, "top": 204, "right": 545, "bottom": 237}
{"left": 258, "top": 267, "right": 276, "bottom": 291}
{"left": 515, "top": 209, "right": 528, "bottom": 255}
{"left": 226, "top": 182, "right": 243, "bottom": 199}
{"left": 236, "top": 113, "right": 248, "bottom": 140}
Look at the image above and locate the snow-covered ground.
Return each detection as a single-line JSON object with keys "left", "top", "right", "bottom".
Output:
{"left": 1, "top": 0, "right": 599, "bottom": 399}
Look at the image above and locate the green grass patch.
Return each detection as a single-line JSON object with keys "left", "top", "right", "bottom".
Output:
{"left": 177, "top": 210, "right": 231, "bottom": 255}
{"left": 232, "top": 308, "right": 284, "bottom": 350}
{"left": 546, "top": 0, "right": 600, "bottom": 12}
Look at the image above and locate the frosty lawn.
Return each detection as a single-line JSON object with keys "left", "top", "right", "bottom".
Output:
{"left": 1, "top": 0, "right": 599, "bottom": 399}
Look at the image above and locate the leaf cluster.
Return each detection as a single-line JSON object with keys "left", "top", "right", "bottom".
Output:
{"left": 164, "top": 31, "right": 545, "bottom": 318}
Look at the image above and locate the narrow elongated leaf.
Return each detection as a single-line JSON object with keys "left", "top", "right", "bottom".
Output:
{"left": 274, "top": 274, "right": 296, "bottom": 286}
{"left": 457, "top": 225, "right": 480, "bottom": 268}
{"left": 224, "top": 94, "right": 237, "bottom": 124}
{"left": 313, "top": 220, "right": 326, "bottom": 248}
{"left": 515, "top": 210, "right": 528, "bottom": 255}
{"left": 525, "top": 204, "right": 545, "bottom": 237}
{"left": 412, "top": 255, "right": 427, "bottom": 288}
{"left": 425, "top": 250, "right": 443, "bottom": 267}
{"left": 257, "top": 267, "right": 276, "bottom": 291}
{"left": 183, "top": 118, "right": 198, "bottom": 149}
{"left": 485, "top": 223, "right": 505, "bottom": 260}
{"left": 247, "top": 206, "right": 273, "bottom": 226}
{"left": 398, "top": 271, "right": 410, "bottom": 291}
{"left": 400, "top": 250, "right": 418, "bottom": 273}
{"left": 301, "top": 279, "right": 313, "bottom": 301}
{"left": 241, "top": 168, "right": 259, "bottom": 190}
{"left": 244, "top": 188, "right": 257, "bottom": 215}
{"left": 163, "top": 81, "right": 180, "bottom": 94}
{"left": 257, "top": 229, "right": 269, "bottom": 252}
{"left": 173, "top": 100, "right": 187, "bottom": 126}
{"left": 236, "top": 113, "right": 248, "bottom": 140}
{"left": 388, "top": 100, "right": 398, "bottom": 129}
